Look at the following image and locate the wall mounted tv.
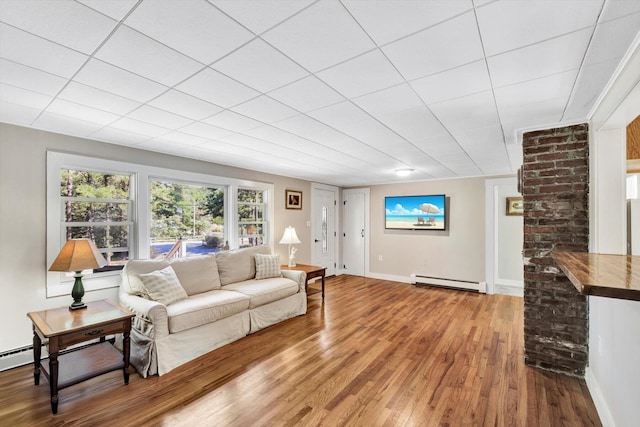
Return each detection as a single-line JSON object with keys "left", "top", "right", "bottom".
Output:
{"left": 385, "top": 194, "right": 447, "bottom": 231}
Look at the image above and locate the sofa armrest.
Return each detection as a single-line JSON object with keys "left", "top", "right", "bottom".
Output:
{"left": 118, "top": 292, "right": 169, "bottom": 339}
{"left": 282, "top": 270, "right": 307, "bottom": 293}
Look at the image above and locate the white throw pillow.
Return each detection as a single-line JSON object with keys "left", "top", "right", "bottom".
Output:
{"left": 138, "top": 265, "right": 188, "bottom": 305}
{"left": 254, "top": 254, "right": 281, "bottom": 280}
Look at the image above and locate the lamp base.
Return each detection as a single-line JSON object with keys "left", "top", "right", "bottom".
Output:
{"left": 69, "top": 301, "right": 87, "bottom": 310}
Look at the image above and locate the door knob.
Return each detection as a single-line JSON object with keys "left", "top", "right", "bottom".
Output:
{"left": 314, "top": 239, "right": 320, "bottom": 243}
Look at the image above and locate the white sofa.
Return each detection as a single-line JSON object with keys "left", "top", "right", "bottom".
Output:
{"left": 119, "top": 245, "right": 307, "bottom": 377}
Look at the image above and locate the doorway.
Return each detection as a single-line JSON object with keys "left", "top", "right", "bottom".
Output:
{"left": 311, "top": 183, "right": 338, "bottom": 276}
{"left": 342, "top": 188, "right": 369, "bottom": 276}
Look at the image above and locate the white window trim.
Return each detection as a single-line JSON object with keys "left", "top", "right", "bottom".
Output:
{"left": 47, "top": 151, "right": 274, "bottom": 298}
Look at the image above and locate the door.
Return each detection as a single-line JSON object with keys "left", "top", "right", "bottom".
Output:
{"left": 343, "top": 188, "right": 368, "bottom": 276}
{"left": 311, "top": 185, "right": 337, "bottom": 276}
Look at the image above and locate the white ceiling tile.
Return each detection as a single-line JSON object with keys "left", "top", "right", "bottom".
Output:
{"left": 308, "top": 101, "right": 371, "bottom": 129}
{"left": 0, "top": 83, "right": 52, "bottom": 110}
{"left": 488, "top": 28, "right": 592, "bottom": 87}
{"left": 317, "top": 49, "right": 404, "bottom": 98}
{"left": 91, "top": 126, "right": 150, "bottom": 145}
{"left": 110, "top": 117, "right": 170, "bottom": 138}
{"left": 411, "top": 60, "right": 491, "bottom": 104}
{"left": 344, "top": 0, "right": 473, "bottom": 45}
{"left": 77, "top": 0, "right": 138, "bottom": 21}
{"left": 212, "top": 38, "right": 308, "bottom": 92}
{"left": 47, "top": 99, "right": 120, "bottom": 125}
{"left": 125, "top": 0, "right": 254, "bottom": 64}
{"left": 203, "top": 110, "right": 263, "bottom": 132}
{"left": 58, "top": 82, "right": 141, "bottom": 115}
{"left": 450, "top": 125, "right": 505, "bottom": 149}
{"left": 177, "top": 67, "right": 259, "bottom": 108}
{"left": 268, "top": 75, "right": 344, "bottom": 112}
{"left": 600, "top": 1, "right": 640, "bottom": 22}
{"left": 231, "top": 96, "right": 298, "bottom": 123}
{"left": 382, "top": 11, "right": 484, "bottom": 80}
{"left": 0, "top": 59, "right": 67, "bottom": 96}
{"left": 127, "top": 105, "right": 193, "bottom": 129}
{"left": 73, "top": 59, "right": 167, "bottom": 102}
{"left": 0, "top": 23, "right": 88, "bottom": 78}
{"left": 95, "top": 25, "right": 203, "bottom": 86}
{"left": 584, "top": 13, "right": 640, "bottom": 66}
{"left": 212, "top": 0, "right": 315, "bottom": 34}
{"left": 262, "top": 0, "right": 375, "bottom": 72}
{"left": 353, "top": 83, "right": 424, "bottom": 117}
{"left": 33, "top": 111, "right": 104, "bottom": 137}
{"left": 0, "top": 100, "right": 42, "bottom": 125}
{"left": 180, "top": 122, "right": 234, "bottom": 140}
{"left": 148, "top": 89, "right": 223, "bottom": 121}
{"left": 378, "top": 106, "right": 449, "bottom": 141}
{"left": 499, "top": 98, "right": 566, "bottom": 130}
{"left": 429, "top": 90, "right": 500, "bottom": 131}
{"left": 1, "top": 0, "right": 117, "bottom": 54}
{"left": 563, "top": 59, "right": 620, "bottom": 121}
{"left": 415, "top": 134, "right": 466, "bottom": 157}
{"left": 476, "top": 0, "right": 603, "bottom": 56}
{"left": 154, "top": 131, "right": 213, "bottom": 147}
{"left": 494, "top": 70, "right": 577, "bottom": 111}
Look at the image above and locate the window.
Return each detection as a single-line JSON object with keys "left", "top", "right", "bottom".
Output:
{"left": 60, "top": 169, "right": 133, "bottom": 270}
{"left": 237, "top": 189, "right": 266, "bottom": 248}
{"left": 149, "top": 180, "right": 225, "bottom": 258}
{"left": 47, "top": 152, "right": 274, "bottom": 297}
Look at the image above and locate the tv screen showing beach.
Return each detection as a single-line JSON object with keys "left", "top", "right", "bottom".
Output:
{"left": 385, "top": 195, "right": 446, "bottom": 231}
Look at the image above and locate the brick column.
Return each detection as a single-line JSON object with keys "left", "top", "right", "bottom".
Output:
{"left": 522, "top": 123, "right": 589, "bottom": 376}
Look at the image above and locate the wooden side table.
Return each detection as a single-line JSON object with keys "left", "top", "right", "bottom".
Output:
{"left": 281, "top": 264, "right": 326, "bottom": 299}
{"left": 27, "top": 299, "right": 135, "bottom": 414}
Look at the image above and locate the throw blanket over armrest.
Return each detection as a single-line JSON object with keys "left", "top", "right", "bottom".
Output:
{"left": 281, "top": 270, "right": 307, "bottom": 293}
{"left": 119, "top": 292, "right": 169, "bottom": 339}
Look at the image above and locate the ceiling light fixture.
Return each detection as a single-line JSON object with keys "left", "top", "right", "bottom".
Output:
{"left": 395, "top": 168, "right": 414, "bottom": 177}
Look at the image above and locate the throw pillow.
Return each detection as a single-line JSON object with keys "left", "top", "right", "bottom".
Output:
{"left": 255, "top": 254, "right": 281, "bottom": 280}
{"left": 138, "top": 265, "right": 188, "bottom": 306}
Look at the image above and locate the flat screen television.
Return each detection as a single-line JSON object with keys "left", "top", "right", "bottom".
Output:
{"left": 385, "top": 194, "right": 446, "bottom": 231}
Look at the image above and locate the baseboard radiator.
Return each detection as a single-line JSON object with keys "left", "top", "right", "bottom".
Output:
{"left": 410, "top": 274, "right": 487, "bottom": 293}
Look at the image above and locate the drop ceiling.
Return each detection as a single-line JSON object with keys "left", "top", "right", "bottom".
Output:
{"left": 1, "top": 0, "right": 639, "bottom": 186}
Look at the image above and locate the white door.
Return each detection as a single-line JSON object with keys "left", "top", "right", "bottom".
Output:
{"left": 343, "top": 188, "right": 369, "bottom": 276}
{"left": 311, "top": 185, "right": 337, "bottom": 275}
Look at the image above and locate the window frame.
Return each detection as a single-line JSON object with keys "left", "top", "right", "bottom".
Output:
{"left": 47, "top": 151, "right": 274, "bottom": 298}
{"left": 237, "top": 187, "right": 268, "bottom": 248}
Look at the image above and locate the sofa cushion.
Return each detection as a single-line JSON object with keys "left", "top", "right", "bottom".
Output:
{"left": 216, "top": 245, "right": 271, "bottom": 285}
{"left": 166, "top": 290, "right": 250, "bottom": 334}
{"left": 223, "top": 277, "right": 299, "bottom": 309}
{"left": 139, "top": 266, "right": 188, "bottom": 306}
{"left": 122, "top": 259, "right": 170, "bottom": 296}
{"left": 169, "top": 254, "right": 222, "bottom": 295}
{"left": 254, "top": 254, "right": 281, "bottom": 280}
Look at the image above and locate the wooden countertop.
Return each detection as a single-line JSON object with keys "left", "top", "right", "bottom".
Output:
{"left": 552, "top": 252, "right": 640, "bottom": 301}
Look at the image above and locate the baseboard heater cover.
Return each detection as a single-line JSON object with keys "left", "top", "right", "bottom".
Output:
{"left": 410, "top": 274, "right": 486, "bottom": 293}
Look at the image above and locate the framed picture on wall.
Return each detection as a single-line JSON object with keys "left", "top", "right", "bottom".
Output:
{"left": 506, "top": 197, "right": 524, "bottom": 216}
{"left": 285, "top": 190, "right": 302, "bottom": 209}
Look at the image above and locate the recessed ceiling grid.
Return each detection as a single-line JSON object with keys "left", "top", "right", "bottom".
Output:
{"left": 1, "top": 0, "right": 639, "bottom": 186}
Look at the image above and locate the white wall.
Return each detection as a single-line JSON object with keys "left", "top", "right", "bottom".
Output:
{"left": 0, "top": 124, "right": 312, "bottom": 354}
{"left": 587, "top": 41, "right": 640, "bottom": 427}
{"left": 367, "top": 177, "right": 488, "bottom": 283}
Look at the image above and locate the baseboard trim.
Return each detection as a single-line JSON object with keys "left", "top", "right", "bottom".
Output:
{"left": 585, "top": 367, "right": 615, "bottom": 427}
{"left": 494, "top": 283, "right": 524, "bottom": 297}
{"left": 0, "top": 345, "right": 46, "bottom": 372}
{"left": 365, "top": 272, "right": 412, "bottom": 284}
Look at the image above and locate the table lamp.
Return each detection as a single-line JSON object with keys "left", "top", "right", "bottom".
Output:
{"left": 279, "top": 226, "right": 301, "bottom": 267}
{"left": 49, "top": 239, "right": 107, "bottom": 310}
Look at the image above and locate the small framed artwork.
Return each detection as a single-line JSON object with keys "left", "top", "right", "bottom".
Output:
{"left": 506, "top": 196, "right": 524, "bottom": 216}
{"left": 285, "top": 190, "right": 302, "bottom": 210}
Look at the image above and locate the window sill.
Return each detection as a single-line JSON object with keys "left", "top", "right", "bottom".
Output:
{"left": 552, "top": 252, "right": 640, "bottom": 301}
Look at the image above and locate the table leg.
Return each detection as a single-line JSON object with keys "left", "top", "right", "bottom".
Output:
{"left": 32, "top": 327, "right": 41, "bottom": 385}
{"left": 49, "top": 352, "right": 59, "bottom": 414}
{"left": 123, "top": 330, "right": 131, "bottom": 385}
{"left": 321, "top": 275, "right": 325, "bottom": 299}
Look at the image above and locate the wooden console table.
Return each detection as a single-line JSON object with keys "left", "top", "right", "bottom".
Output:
{"left": 552, "top": 252, "right": 640, "bottom": 301}
{"left": 281, "top": 264, "right": 326, "bottom": 299}
{"left": 27, "top": 299, "right": 135, "bottom": 414}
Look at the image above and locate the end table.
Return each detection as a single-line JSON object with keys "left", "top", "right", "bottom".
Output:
{"left": 27, "top": 299, "right": 135, "bottom": 414}
{"left": 281, "top": 264, "right": 326, "bottom": 299}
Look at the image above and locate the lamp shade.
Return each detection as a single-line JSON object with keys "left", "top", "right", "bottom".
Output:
{"left": 279, "top": 226, "right": 301, "bottom": 245}
{"left": 49, "top": 239, "right": 107, "bottom": 272}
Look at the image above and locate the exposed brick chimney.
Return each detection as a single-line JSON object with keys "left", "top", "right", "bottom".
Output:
{"left": 522, "top": 123, "right": 589, "bottom": 376}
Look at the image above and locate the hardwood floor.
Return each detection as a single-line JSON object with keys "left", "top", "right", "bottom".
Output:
{"left": 0, "top": 276, "right": 601, "bottom": 426}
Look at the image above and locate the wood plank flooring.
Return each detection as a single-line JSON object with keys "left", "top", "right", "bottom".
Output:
{"left": 0, "top": 276, "right": 601, "bottom": 426}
